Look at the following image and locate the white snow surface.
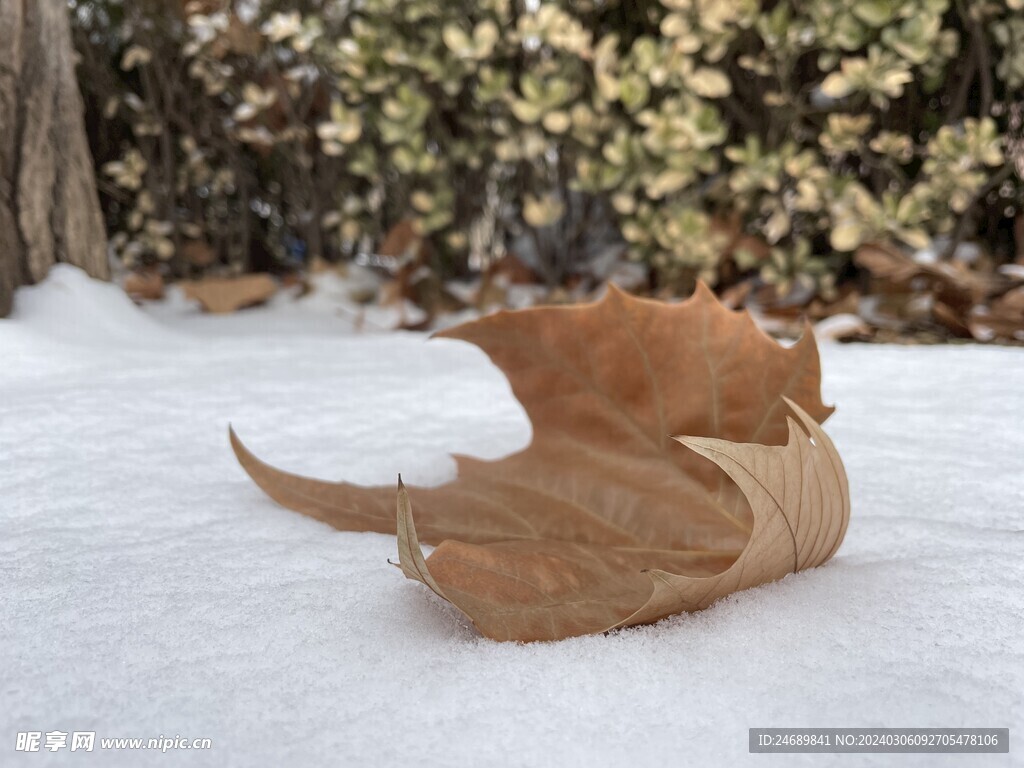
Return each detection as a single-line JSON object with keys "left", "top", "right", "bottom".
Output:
{"left": 2, "top": 266, "right": 1022, "bottom": 767}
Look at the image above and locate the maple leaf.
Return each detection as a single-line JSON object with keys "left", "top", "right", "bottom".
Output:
{"left": 180, "top": 274, "right": 277, "bottom": 313}
{"left": 230, "top": 284, "right": 849, "bottom": 641}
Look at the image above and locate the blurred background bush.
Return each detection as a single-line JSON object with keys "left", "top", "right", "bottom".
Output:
{"left": 69, "top": 0, "right": 1024, "bottom": 312}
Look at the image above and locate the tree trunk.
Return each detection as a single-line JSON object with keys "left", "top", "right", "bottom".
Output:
{"left": 0, "top": 0, "right": 108, "bottom": 317}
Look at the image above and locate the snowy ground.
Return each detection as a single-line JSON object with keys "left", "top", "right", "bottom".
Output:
{"left": 2, "top": 266, "right": 1022, "bottom": 767}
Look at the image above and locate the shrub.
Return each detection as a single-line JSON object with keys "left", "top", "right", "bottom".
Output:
{"left": 70, "top": 0, "right": 1024, "bottom": 296}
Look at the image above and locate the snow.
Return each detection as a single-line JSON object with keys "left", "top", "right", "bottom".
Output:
{"left": 2, "top": 266, "right": 1021, "bottom": 767}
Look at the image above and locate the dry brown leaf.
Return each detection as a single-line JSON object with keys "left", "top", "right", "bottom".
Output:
{"left": 855, "top": 241, "right": 996, "bottom": 306}
{"left": 231, "top": 284, "right": 849, "bottom": 641}
{"left": 123, "top": 268, "right": 164, "bottom": 301}
{"left": 967, "top": 286, "right": 1024, "bottom": 342}
{"left": 181, "top": 273, "right": 277, "bottom": 314}
{"left": 854, "top": 242, "right": 923, "bottom": 284}
{"left": 398, "top": 398, "right": 848, "bottom": 639}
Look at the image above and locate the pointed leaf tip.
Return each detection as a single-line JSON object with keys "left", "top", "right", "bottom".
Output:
{"left": 396, "top": 483, "right": 445, "bottom": 597}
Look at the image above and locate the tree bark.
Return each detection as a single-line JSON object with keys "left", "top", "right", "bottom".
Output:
{"left": 0, "top": 0, "right": 108, "bottom": 317}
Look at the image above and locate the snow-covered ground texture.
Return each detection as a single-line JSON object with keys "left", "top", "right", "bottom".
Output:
{"left": 2, "top": 266, "right": 1022, "bottom": 768}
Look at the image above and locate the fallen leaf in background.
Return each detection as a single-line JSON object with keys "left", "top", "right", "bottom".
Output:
{"left": 231, "top": 285, "right": 850, "bottom": 641}
{"left": 851, "top": 241, "right": 1024, "bottom": 341}
{"left": 180, "top": 273, "right": 277, "bottom": 313}
{"left": 123, "top": 268, "right": 164, "bottom": 302}
{"left": 968, "top": 286, "right": 1024, "bottom": 342}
